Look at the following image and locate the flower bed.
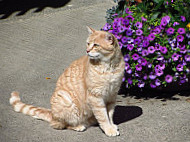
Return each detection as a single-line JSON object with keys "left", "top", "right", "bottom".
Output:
{"left": 102, "top": 0, "right": 190, "bottom": 90}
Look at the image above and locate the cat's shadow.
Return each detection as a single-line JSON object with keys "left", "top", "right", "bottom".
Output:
{"left": 113, "top": 105, "right": 143, "bottom": 125}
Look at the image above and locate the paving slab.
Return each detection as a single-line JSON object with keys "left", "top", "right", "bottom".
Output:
{"left": 0, "top": 1, "right": 190, "bottom": 142}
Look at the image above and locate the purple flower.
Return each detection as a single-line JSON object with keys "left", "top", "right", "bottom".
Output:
{"left": 141, "top": 17, "right": 147, "bottom": 22}
{"left": 149, "top": 72, "right": 156, "bottom": 80}
{"left": 148, "top": 46, "right": 155, "bottom": 54}
{"left": 179, "top": 74, "right": 188, "bottom": 85}
{"left": 121, "top": 36, "right": 128, "bottom": 44}
{"left": 127, "top": 37, "right": 134, "bottom": 44}
{"left": 172, "top": 53, "right": 179, "bottom": 61}
{"left": 136, "top": 29, "right": 143, "bottom": 36}
{"left": 176, "top": 64, "right": 184, "bottom": 72}
{"left": 134, "top": 38, "right": 141, "bottom": 45}
{"left": 176, "top": 35, "right": 184, "bottom": 42}
{"left": 185, "top": 55, "right": 190, "bottom": 62}
{"left": 155, "top": 44, "right": 160, "bottom": 51}
{"left": 143, "top": 41, "right": 149, "bottom": 47}
{"left": 153, "top": 27, "right": 161, "bottom": 34}
{"left": 142, "top": 50, "right": 149, "bottom": 56}
{"left": 136, "top": 64, "right": 142, "bottom": 71}
{"left": 160, "top": 46, "right": 168, "bottom": 54}
{"left": 165, "top": 75, "right": 173, "bottom": 83}
{"left": 111, "top": 29, "right": 119, "bottom": 35}
{"left": 155, "top": 79, "right": 161, "bottom": 86}
{"left": 125, "top": 15, "right": 134, "bottom": 22}
{"left": 108, "top": 30, "right": 113, "bottom": 34}
{"left": 148, "top": 33, "right": 155, "bottom": 41}
{"left": 160, "top": 17, "right": 168, "bottom": 26}
{"left": 141, "top": 58, "right": 147, "bottom": 66}
{"left": 154, "top": 65, "right": 160, "bottom": 71}
{"left": 122, "top": 19, "right": 130, "bottom": 26}
{"left": 179, "top": 78, "right": 186, "bottom": 84}
{"left": 103, "top": 23, "right": 111, "bottom": 31}
{"left": 135, "top": 22, "right": 143, "bottom": 29}
{"left": 182, "top": 60, "right": 187, "bottom": 66}
{"left": 171, "top": 43, "right": 176, "bottom": 49}
{"left": 118, "top": 25, "right": 126, "bottom": 33}
{"left": 132, "top": 53, "right": 140, "bottom": 60}
{"left": 155, "top": 69, "right": 164, "bottom": 77}
{"left": 168, "top": 38, "right": 173, "bottom": 44}
{"left": 135, "top": 72, "right": 140, "bottom": 77}
{"left": 118, "top": 42, "right": 123, "bottom": 49}
{"left": 126, "top": 67, "right": 132, "bottom": 74}
{"left": 126, "top": 29, "right": 133, "bottom": 36}
{"left": 166, "top": 27, "right": 175, "bottom": 35}
{"left": 186, "top": 68, "right": 190, "bottom": 73}
{"left": 159, "top": 63, "right": 165, "bottom": 70}
{"left": 147, "top": 62, "right": 152, "bottom": 68}
{"left": 143, "top": 74, "right": 148, "bottom": 80}
{"left": 181, "top": 16, "right": 186, "bottom": 22}
{"left": 138, "top": 80, "right": 145, "bottom": 88}
{"left": 186, "top": 33, "right": 190, "bottom": 38}
{"left": 137, "top": 47, "right": 142, "bottom": 52}
{"left": 138, "top": 35, "right": 144, "bottom": 40}
{"left": 115, "top": 35, "right": 122, "bottom": 40}
{"left": 177, "top": 28, "right": 186, "bottom": 34}
{"left": 150, "top": 82, "right": 157, "bottom": 88}
{"left": 125, "top": 63, "right": 130, "bottom": 70}
{"left": 112, "top": 22, "right": 118, "bottom": 29}
{"left": 112, "top": 13, "right": 118, "bottom": 17}
{"left": 180, "top": 48, "right": 187, "bottom": 54}
{"left": 114, "top": 18, "right": 120, "bottom": 23}
{"left": 173, "top": 22, "right": 179, "bottom": 26}
{"left": 124, "top": 54, "right": 130, "bottom": 62}
{"left": 127, "top": 78, "right": 133, "bottom": 85}
{"left": 125, "top": 8, "right": 132, "bottom": 14}
{"left": 164, "top": 16, "right": 171, "bottom": 23}
{"left": 122, "top": 77, "right": 125, "bottom": 82}
{"left": 157, "top": 55, "right": 164, "bottom": 61}
{"left": 127, "top": 44, "right": 134, "bottom": 51}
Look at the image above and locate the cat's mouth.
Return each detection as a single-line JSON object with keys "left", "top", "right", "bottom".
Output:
{"left": 87, "top": 53, "right": 100, "bottom": 59}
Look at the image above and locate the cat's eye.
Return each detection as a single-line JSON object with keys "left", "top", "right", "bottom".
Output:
{"left": 87, "top": 42, "right": 90, "bottom": 46}
{"left": 94, "top": 44, "right": 100, "bottom": 47}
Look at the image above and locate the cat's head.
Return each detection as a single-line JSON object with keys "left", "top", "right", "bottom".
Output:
{"left": 86, "top": 27, "right": 120, "bottom": 62}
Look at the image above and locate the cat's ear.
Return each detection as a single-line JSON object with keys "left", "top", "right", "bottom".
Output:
{"left": 87, "top": 26, "right": 95, "bottom": 35}
{"left": 105, "top": 33, "right": 114, "bottom": 45}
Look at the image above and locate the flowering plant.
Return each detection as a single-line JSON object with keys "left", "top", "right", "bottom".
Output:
{"left": 103, "top": 0, "right": 190, "bottom": 89}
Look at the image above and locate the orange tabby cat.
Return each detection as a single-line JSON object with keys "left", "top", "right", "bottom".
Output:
{"left": 9, "top": 27, "right": 125, "bottom": 137}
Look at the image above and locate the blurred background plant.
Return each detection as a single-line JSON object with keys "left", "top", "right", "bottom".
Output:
{"left": 103, "top": 0, "right": 190, "bottom": 90}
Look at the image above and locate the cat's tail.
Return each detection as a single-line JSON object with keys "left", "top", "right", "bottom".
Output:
{"left": 9, "top": 91, "right": 52, "bottom": 122}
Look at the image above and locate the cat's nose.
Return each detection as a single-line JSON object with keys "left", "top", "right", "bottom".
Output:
{"left": 86, "top": 49, "right": 90, "bottom": 53}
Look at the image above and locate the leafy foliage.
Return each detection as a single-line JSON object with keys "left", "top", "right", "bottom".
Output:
{"left": 103, "top": 0, "right": 190, "bottom": 89}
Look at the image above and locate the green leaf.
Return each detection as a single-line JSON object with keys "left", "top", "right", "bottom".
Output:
{"left": 172, "top": 67, "right": 177, "bottom": 72}
{"left": 162, "top": 81, "right": 166, "bottom": 85}
{"left": 154, "top": 0, "right": 164, "bottom": 11}
{"left": 151, "top": 12, "right": 160, "bottom": 20}
{"left": 153, "top": 0, "right": 159, "bottom": 3}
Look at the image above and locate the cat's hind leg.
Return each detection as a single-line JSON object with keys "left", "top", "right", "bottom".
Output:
{"left": 51, "top": 90, "right": 83, "bottom": 131}
{"left": 67, "top": 125, "right": 86, "bottom": 132}
{"left": 50, "top": 120, "right": 66, "bottom": 130}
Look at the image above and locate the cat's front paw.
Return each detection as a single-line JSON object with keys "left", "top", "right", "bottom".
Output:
{"left": 112, "top": 124, "right": 118, "bottom": 130}
{"left": 104, "top": 126, "right": 120, "bottom": 137}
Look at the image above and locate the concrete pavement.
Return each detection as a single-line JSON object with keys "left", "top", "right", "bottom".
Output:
{"left": 0, "top": 0, "right": 190, "bottom": 141}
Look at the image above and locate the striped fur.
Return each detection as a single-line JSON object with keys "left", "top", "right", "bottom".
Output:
{"left": 10, "top": 28, "right": 125, "bottom": 137}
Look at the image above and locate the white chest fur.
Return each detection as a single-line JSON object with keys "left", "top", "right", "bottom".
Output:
{"left": 87, "top": 66, "right": 124, "bottom": 103}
